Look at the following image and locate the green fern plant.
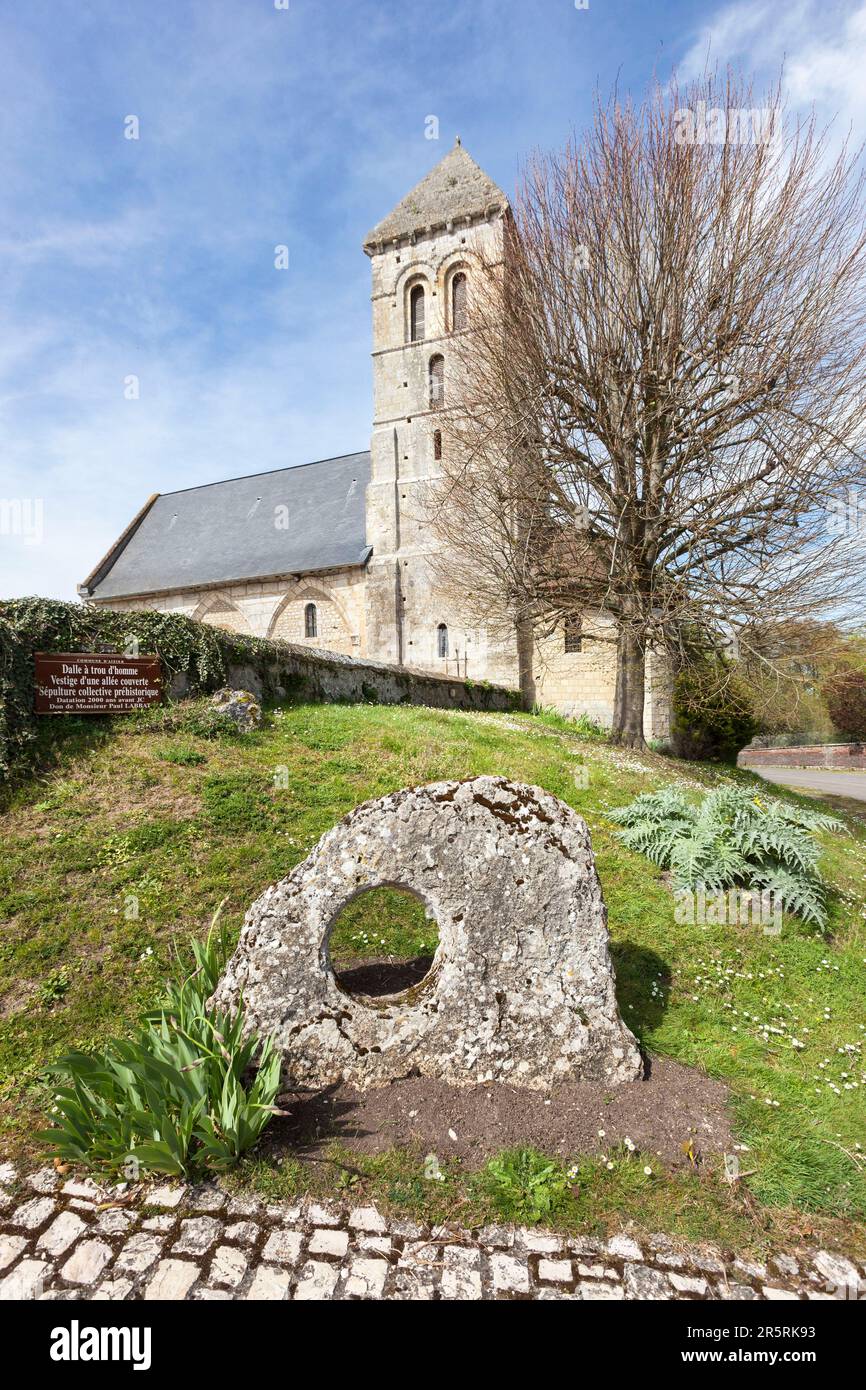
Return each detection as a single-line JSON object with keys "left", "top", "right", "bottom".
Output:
{"left": 608, "top": 786, "right": 844, "bottom": 930}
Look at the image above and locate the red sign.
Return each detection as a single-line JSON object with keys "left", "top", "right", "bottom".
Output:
{"left": 34, "top": 652, "right": 163, "bottom": 715}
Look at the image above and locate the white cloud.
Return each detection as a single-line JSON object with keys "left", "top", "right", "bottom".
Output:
{"left": 0, "top": 208, "right": 162, "bottom": 267}
{"left": 0, "top": 2, "right": 381, "bottom": 600}
{"left": 679, "top": 0, "right": 866, "bottom": 137}
{"left": 15, "top": 0, "right": 863, "bottom": 604}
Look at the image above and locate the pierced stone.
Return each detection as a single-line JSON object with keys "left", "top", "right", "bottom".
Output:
{"left": 212, "top": 777, "right": 641, "bottom": 1091}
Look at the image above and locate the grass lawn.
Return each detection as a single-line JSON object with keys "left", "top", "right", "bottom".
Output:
{"left": 2, "top": 700, "right": 865, "bottom": 1255}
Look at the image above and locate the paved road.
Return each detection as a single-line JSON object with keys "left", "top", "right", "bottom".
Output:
{"left": 752, "top": 767, "right": 866, "bottom": 802}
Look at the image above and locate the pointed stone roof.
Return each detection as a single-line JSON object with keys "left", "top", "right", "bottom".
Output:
{"left": 364, "top": 138, "right": 508, "bottom": 251}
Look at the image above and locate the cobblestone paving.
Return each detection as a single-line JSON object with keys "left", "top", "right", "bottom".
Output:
{"left": 0, "top": 1163, "right": 863, "bottom": 1301}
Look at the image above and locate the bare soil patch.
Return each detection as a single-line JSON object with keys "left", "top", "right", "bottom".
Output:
{"left": 333, "top": 955, "right": 434, "bottom": 995}
{"left": 267, "top": 1055, "right": 731, "bottom": 1169}
{"left": 0, "top": 980, "right": 37, "bottom": 1021}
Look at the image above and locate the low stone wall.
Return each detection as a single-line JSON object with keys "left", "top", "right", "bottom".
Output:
{"left": 0, "top": 598, "right": 517, "bottom": 786}
{"left": 213, "top": 643, "right": 516, "bottom": 715}
{"left": 738, "top": 743, "right": 866, "bottom": 770}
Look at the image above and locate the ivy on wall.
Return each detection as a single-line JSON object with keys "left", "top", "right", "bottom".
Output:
{"left": 0, "top": 598, "right": 516, "bottom": 786}
{"left": 0, "top": 598, "right": 284, "bottom": 782}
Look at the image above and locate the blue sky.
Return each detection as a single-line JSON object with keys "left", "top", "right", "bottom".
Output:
{"left": 2, "top": 0, "right": 865, "bottom": 599}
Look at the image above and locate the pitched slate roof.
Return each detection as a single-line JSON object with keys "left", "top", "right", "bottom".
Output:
{"left": 363, "top": 139, "right": 508, "bottom": 250}
{"left": 81, "top": 451, "right": 372, "bottom": 600}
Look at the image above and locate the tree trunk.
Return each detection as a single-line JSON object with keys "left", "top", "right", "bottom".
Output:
{"left": 611, "top": 627, "right": 647, "bottom": 748}
{"left": 516, "top": 616, "right": 536, "bottom": 713}
{"left": 612, "top": 637, "right": 626, "bottom": 734}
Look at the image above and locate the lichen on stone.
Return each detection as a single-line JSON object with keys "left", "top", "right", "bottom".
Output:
{"left": 209, "top": 688, "right": 262, "bottom": 732}
{"left": 211, "top": 776, "right": 642, "bottom": 1091}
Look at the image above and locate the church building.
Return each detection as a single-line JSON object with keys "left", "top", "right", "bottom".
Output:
{"left": 79, "top": 140, "right": 668, "bottom": 738}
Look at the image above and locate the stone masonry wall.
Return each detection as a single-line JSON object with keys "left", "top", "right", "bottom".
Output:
{"left": 360, "top": 206, "right": 670, "bottom": 739}
{"left": 532, "top": 614, "right": 671, "bottom": 739}
{"left": 96, "top": 580, "right": 667, "bottom": 736}
{"left": 0, "top": 599, "right": 514, "bottom": 787}
{"left": 94, "top": 568, "right": 367, "bottom": 653}
{"left": 176, "top": 634, "right": 516, "bottom": 714}
{"left": 739, "top": 743, "right": 866, "bottom": 770}
{"left": 78, "top": 598, "right": 509, "bottom": 713}
{"left": 364, "top": 207, "right": 508, "bottom": 671}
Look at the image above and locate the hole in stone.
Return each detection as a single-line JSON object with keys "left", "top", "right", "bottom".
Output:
{"left": 328, "top": 886, "right": 439, "bottom": 998}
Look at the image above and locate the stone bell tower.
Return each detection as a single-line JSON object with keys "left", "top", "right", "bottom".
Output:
{"left": 361, "top": 138, "right": 510, "bottom": 674}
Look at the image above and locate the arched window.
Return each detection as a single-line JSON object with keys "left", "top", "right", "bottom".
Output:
{"left": 409, "top": 284, "right": 426, "bottom": 342}
{"left": 437, "top": 623, "right": 449, "bottom": 658}
{"left": 451, "top": 272, "right": 468, "bottom": 331}
{"left": 433, "top": 429, "right": 442, "bottom": 461}
{"left": 564, "top": 615, "right": 582, "bottom": 653}
{"left": 304, "top": 602, "right": 318, "bottom": 639}
{"left": 429, "top": 354, "right": 445, "bottom": 409}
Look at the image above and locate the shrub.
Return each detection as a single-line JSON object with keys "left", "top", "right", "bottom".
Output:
{"left": 671, "top": 660, "right": 758, "bottom": 761}
{"left": 36, "top": 908, "right": 282, "bottom": 1178}
{"left": 821, "top": 665, "right": 866, "bottom": 741}
{"left": 570, "top": 711, "right": 609, "bottom": 740}
{"left": 0, "top": 599, "right": 238, "bottom": 782}
{"left": 476, "top": 1147, "right": 570, "bottom": 1224}
{"left": 607, "top": 785, "right": 844, "bottom": 930}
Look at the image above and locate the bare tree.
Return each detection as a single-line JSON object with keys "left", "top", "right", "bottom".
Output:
{"left": 735, "top": 618, "right": 852, "bottom": 739}
{"left": 429, "top": 71, "right": 866, "bottom": 746}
